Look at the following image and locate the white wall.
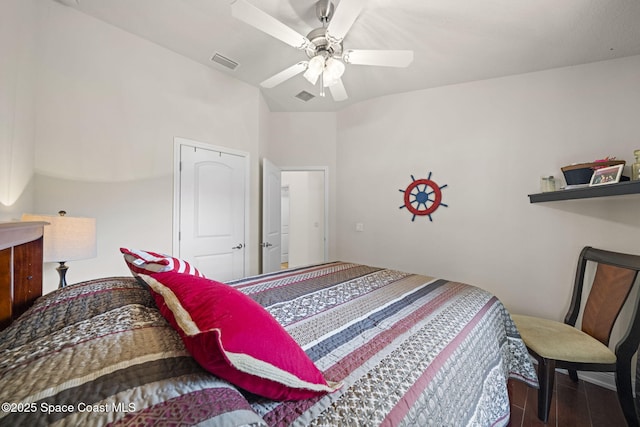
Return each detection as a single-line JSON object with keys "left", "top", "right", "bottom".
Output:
{"left": 335, "top": 55, "right": 640, "bottom": 322}
{"left": 29, "top": 1, "right": 263, "bottom": 292}
{"left": 0, "top": 0, "right": 37, "bottom": 220}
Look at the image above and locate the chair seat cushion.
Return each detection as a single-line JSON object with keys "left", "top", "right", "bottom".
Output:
{"left": 512, "top": 314, "right": 616, "bottom": 364}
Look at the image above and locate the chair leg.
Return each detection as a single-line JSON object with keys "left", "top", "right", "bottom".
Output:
{"left": 537, "top": 358, "right": 556, "bottom": 423}
{"left": 568, "top": 369, "right": 578, "bottom": 382}
{"left": 615, "top": 362, "right": 639, "bottom": 427}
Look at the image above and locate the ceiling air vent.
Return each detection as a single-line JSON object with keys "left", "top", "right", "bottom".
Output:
{"left": 295, "top": 91, "right": 315, "bottom": 102}
{"left": 210, "top": 53, "right": 239, "bottom": 70}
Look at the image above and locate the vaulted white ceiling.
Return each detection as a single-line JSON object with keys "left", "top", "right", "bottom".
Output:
{"left": 54, "top": 0, "right": 640, "bottom": 112}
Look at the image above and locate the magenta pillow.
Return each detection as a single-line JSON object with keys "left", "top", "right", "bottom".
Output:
{"left": 139, "top": 271, "right": 341, "bottom": 401}
{"left": 120, "top": 248, "right": 204, "bottom": 277}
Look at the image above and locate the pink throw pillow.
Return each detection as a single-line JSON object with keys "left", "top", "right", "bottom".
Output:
{"left": 140, "top": 271, "right": 341, "bottom": 401}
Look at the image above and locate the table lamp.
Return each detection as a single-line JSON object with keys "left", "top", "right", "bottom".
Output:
{"left": 22, "top": 211, "right": 97, "bottom": 288}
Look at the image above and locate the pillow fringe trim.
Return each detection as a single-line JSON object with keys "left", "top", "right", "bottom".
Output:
{"left": 141, "top": 274, "right": 201, "bottom": 336}
{"left": 225, "top": 351, "right": 342, "bottom": 393}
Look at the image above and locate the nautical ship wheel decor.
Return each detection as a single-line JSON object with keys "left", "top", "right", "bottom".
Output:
{"left": 399, "top": 172, "right": 448, "bottom": 222}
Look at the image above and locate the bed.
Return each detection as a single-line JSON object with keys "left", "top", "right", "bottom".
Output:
{"left": 0, "top": 225, "right": 537, "bottom": 427}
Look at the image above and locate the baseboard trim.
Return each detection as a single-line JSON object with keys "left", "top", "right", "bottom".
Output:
{"left": 531, "top": 362, "right": 618, "bottom": 391}
{"left": 567, "top": 370, "right": 616, "bottom": 391}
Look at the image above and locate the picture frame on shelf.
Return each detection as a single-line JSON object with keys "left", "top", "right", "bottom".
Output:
{"left": 589, "top": 164, "right": 624, "bottom": 186}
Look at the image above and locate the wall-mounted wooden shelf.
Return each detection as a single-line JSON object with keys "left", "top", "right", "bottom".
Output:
{"left": 529, "top": 180, "right": 640, "bottom": 203}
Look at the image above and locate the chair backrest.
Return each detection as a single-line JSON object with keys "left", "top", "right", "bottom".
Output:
{"left": 564, "top": 247, "right": 640, "bottom": 351}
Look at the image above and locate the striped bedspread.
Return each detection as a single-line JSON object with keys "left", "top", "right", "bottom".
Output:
{"left": 0, "top": 263, "right": 537, "bottom": 426}
{"left": 229, "top": 262, "right": 538, "bottom": 426}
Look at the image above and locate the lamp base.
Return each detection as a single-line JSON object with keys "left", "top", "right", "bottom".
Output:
{"left": 57, "top": 262, "right": 68, "bottom": 288}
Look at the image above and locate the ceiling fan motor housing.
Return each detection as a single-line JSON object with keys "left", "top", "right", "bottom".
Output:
{"left": 305, "top": 28, "right": 343, "bottom": 60}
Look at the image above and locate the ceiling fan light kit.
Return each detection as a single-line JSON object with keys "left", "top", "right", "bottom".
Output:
{"left": 303, "top": 55, "right": 326, "bottom": 85}
{"left": 230, "top": 0, "right": 413, "bottom": 101}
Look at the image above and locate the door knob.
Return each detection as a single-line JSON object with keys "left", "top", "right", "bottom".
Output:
{"left": 232, "top": 243, "right": 244, "bottom": 249}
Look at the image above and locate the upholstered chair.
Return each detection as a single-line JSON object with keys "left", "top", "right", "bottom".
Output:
{"left": 512, "top": 246, "right": 640, "bottom": 426}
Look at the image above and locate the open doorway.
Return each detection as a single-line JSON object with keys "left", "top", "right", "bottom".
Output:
{"left": 280, "top": 169, "right": 327, "bottom": 269}
{"left": 261, "top": 162, "right": 328, "bottom": 274}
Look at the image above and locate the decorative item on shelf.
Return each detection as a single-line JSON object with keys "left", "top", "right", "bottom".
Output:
{"left": 589, "top": 164, "right": 624, "bottom": 186}
{"left": 632, "top": 149, "right": 640, "bottom": 181}
{"left": 561, "top": 157, "right": 625, "bottom": 186}
{"left": 540, "top": 176, "right": 556, "bottom": 192}
{"left": 399, "top": 172, "right": 448, "bottom": 222}
{"left": 21, "top": 211, "right": 97, "bottom": 288}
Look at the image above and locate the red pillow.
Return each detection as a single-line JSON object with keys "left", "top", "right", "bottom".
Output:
{"left": 120, "top": 248, "right": 204, "bottom": 277}
{"left": 139, "top": 271, "right": 341, "bottom": 401}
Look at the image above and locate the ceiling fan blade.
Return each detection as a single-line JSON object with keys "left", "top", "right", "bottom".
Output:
{"left": 343, "top": 49, "right": 414, "bottom": 67}
{"left": 329, "top": 79, "right": 348, "bottom": 101}
{"left": 326, "top": 0, "right": 366, "bottom": 42}
{"left": 260, "top": 62, "right": 308, "bottom": 88}
{"left": 230, "top": 0, "right": 311, "bottom": 49}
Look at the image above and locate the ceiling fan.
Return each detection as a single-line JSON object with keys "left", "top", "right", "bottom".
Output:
{"left": 230, "top": 0, "right": 414, "bottom": 101}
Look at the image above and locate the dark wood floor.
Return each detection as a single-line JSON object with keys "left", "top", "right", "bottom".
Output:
{"left": 508, "top": 372, "right": 627, "bottom": 427}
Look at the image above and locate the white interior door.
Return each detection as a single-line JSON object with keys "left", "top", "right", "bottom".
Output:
{"left": 178, "top": 143, "right": 247, "bottom": 281}
{"left": 262, "top": 158, "right": 282, "bottom": 273}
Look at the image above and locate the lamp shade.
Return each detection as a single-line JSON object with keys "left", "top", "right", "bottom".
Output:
{"left": 22, "top": 213, "right": 97, "bottom": 262}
